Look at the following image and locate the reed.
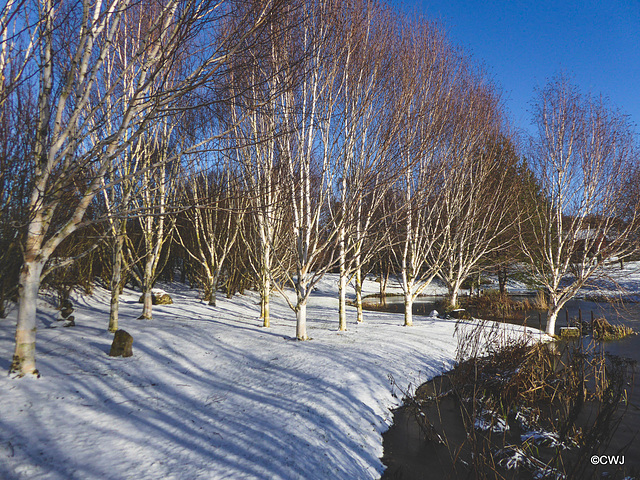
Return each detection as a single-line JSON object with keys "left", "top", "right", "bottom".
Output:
{"left": 396, "top": 326, "right": 635, "bottom": 480}
{"left": 592, "top": 317, "right": 635, "bottom": 341}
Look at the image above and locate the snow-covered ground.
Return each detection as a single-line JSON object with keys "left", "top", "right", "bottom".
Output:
{"left": 0, "top": 275, "right": 549, "bottom": 480}
{"left": 577, "top": 261, "right": 640, "bottom": 302}
{"left": 471, "top": 261, "right": 640, "bottom": 301}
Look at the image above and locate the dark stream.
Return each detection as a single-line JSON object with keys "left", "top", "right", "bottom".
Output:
{"left": 368, "top": 295, "right": 640, "bottom": 478}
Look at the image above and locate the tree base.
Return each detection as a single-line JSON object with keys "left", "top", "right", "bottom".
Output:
{"left": 9, "top": 356, "right": 40, "bottom": 379}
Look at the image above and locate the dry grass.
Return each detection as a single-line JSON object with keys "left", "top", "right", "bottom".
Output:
{"left": 463, "top": 290, "right": 548, "bottom": 319}
{"left": 530, "top": 290, "right": 549, "bottom": 310}
{"left": 592, "top": 317, "right": 636, "bottom": 341}
{"left": 401, "top": 327, "right": 636, "bottom": 480}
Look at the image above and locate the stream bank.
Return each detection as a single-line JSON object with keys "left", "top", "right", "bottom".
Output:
{"left": 370, "top": 295, "right": 640, "bottom": 479}
{"left": 381, "top": 337, "right": 638, "bottom": 479}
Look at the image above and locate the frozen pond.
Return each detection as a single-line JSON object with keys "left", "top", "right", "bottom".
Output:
{"left": 366, "top": 293, "right": 640, "bottom": 473}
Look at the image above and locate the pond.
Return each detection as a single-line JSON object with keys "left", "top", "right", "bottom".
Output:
{"left": 364, "top": 293, "right": 640, "bottom": 333}
{"left": 367, "top": 294, "right": 640, "bottom": 477}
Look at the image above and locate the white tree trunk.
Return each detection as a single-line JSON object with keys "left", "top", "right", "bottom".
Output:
{"left": 450, "top": 290, "right": 459, "bottom": 310}
{"left": 546, "top": 309, "right": 559, "bottom": 336}
{"left": 211, "top": 267, "right": 225, "bottom": 307}
{"left": 296, "top": 300, "right": 308, "bottom": 340}
{"left": 404, "top": 290, "right": 413, "bottom": 327}
{"left": 209, "top": 286, "right": 218, "bottom": 307}
{"left": 338, "top": 260, "right": 347, "bottom": 331}
{"left": 204, "top": 274, "right": 215, "bottom": 306}
{"left": 448, "top": 276, "right": 464, "bottom": 308}
{"left": 545, "top": 295, "right": 564, "bottom": 336}
{"left": 261, "top": 240, "right": 271, "bottom": 328}
{"left": 262, "top": 280, "right": 270, "bottom": 328}
{"left": 139, "top": 290, "right": 153, "bottom": 320}
{"left": 108, "top": 277, "right": 121, "bottom": 332}
{"left": 108, "top": 234, "right": 125, "bottom": 332}
{"left": 139, "top": 257, "right": 154, "bottom": 320}
{"left": 355, "top": 266, "right": 363, "bottom": 323}
{"left": 10, "top": 260, "right": 45, "bottom": 377}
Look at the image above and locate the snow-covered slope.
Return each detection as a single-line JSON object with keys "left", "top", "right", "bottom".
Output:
{"left": 0, "top": 275, "right": 546, "bottom": 480}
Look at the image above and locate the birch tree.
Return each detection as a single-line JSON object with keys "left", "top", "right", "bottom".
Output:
{"left": 8, "top": 0, "right": 280, "bottom": 377}
{"left": 276, "top": 0, "right": 347, "bottom": 340}
{"left": 126, "top": 118, "right": 181, "bottom": 320}
{"left": 389, "top": 19, "right": 460, "bottom": 327}
{"left": 226, "top": 11, "right": 292, "bottom": 327}
{"left": 96, "top": 2, "right": 159, "bottom": 331}
{"left": 522, "top": 75, "right": 640, "bottom": 335}
{"left": 0, "top": 0, "right": 37, "bottom": 318}
{"left": 436, "top": 79, "right": 518, "bottom": 308}
{"left": 176, "top": 162, "right": 245, "bottom": 307}
{"left": 335, "top": 0, "right": 399, "bottom": 330}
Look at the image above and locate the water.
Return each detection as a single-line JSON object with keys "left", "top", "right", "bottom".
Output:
{"left": 366, "top": 294, "right": 640, "bottom": 473}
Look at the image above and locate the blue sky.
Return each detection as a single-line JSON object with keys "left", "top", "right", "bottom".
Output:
{"left": 396, "top": 1, "right": 640, "bottom": 135}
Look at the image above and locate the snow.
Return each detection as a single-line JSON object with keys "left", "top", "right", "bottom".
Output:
{"left": 521, "top": 430, "right": 567, "bottom": 449}
{"left": 459, "top": 260, "right": 640, "bottom": 300}
{"left": 0, "top": 275, "right": 548, "bottom": 480}
{"left": 578, "top": 261, "right": 640, "bottom": 302}
{"left": 474, "top": 410, "right": 509, "bottom": 433}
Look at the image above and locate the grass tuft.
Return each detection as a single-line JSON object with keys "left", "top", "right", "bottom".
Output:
{"left": 591, "top": 317, "right": 635, "bottom": 341}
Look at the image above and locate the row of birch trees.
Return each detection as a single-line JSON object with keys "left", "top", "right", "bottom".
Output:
{"left": 2, "top": 0, "right": 639, "bottom": 377}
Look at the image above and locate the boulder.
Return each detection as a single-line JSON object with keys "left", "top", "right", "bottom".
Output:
{"left": 138, "top": 289, "right": 173, "bottom": 305}
{"left": 448, "top": 308, "right": 470, "bottom": 320}
{"left": 59, "top": 300, "right": 74, "bottom": 321}
{"left": 109, "top": 329, "right": 133, "bottom": 357}
{"left": 154, "top": 293, "right": 173, "bottom": 305}
{"left": 560, "top": 326, "right": 580, "bottom": 338}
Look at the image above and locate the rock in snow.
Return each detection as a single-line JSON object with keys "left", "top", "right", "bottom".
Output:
{"left": 109, "top": 330, "right": 134, "bottom": 357}
{"left": 137, "top": 289, "right": 173, "bottom": 305}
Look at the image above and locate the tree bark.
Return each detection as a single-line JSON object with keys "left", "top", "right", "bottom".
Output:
{"left": 211, "top": 268, "right": 224, "bottom": 307}
{"left": 203, "top": 274, "right": 214, "bottom": 305}
{"left": 10, "top": 259, "right": 44, "bottom": 377}
{"left": 108, "top": 232, "right": 125, "bottom": 332}
{"left": 447, "top": 273, "right": 466, "bottom": 308}
{"left": 546, "top": 308, "right": 559, "bottom": 336}
{"left": 296, "top": 301, "right": 308, "bottom": 340}
{"left": 262, "top": 282, "right": 270, "bottom": 328}
{"left": 139, "top": 285, "right": 153, "bottom": 320}
{"left": 261, "top": 242, "right": 271, "bottom": 327}
{"left": 355, "top": 266, "right": 363, "bottom": 323}
{"left": 338, "top": 257, "right": 347, "bottom": 331}
{"left": 450, "top": 289, "right": 460, "bottom": 310}
{"left": 404, "top": 290, "right": 413, "bottom": 327}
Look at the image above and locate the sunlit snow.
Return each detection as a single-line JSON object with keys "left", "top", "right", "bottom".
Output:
{"left": 0, "top": 274, "right": 551, "bottom": 479}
